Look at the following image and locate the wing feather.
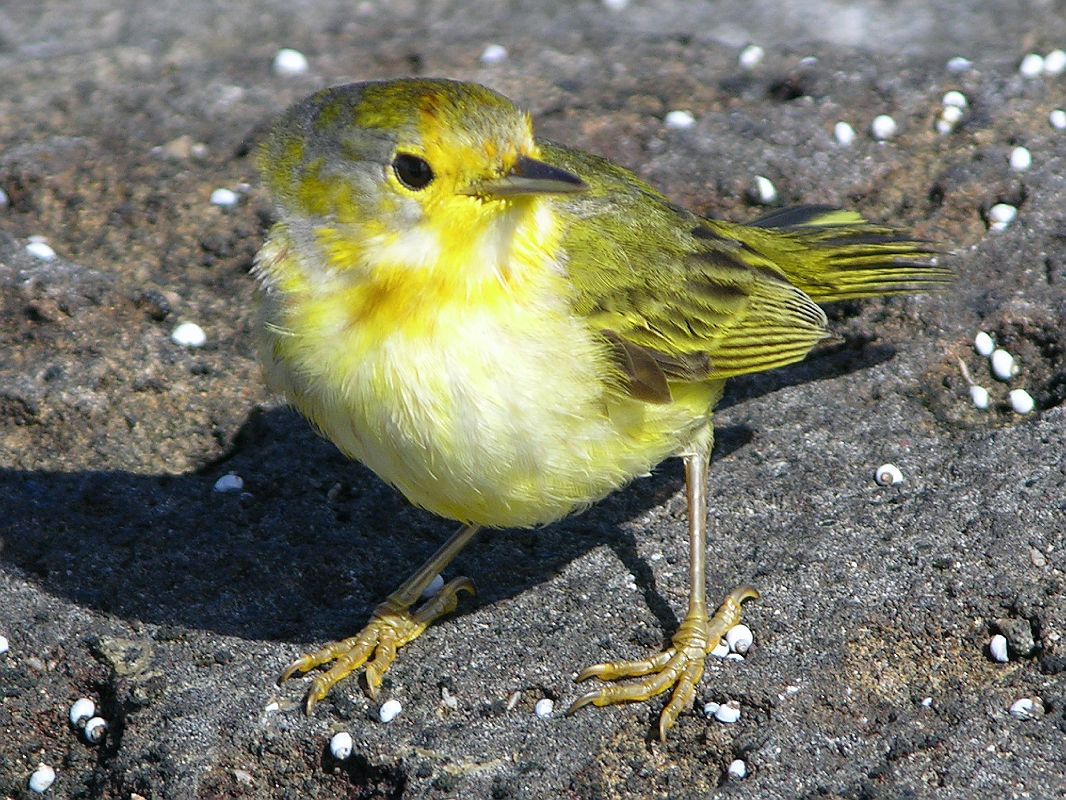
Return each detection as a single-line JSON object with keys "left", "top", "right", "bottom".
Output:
{"left": 542, "top": 144, "right": 947, "bottom": 403}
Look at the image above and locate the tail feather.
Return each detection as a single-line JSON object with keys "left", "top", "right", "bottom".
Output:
{"left": 736, "top": 204, "right": 952, "bottom": 303}
{"left": 748, "top": 205, "right": 850, "bottom": 229}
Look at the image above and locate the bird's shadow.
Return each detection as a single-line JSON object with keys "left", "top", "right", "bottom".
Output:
{"left": 0, "top": 337, "right": 895, "bottom": 645}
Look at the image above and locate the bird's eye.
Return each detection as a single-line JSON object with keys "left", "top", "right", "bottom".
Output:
{"left": 392, "top": 154, "right": 434, "bottom": 190}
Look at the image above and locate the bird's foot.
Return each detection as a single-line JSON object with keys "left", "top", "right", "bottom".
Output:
{"left": 569, "top": 585, "right": 758, "bottom": 740}
{"left": 279, "top": 577, "right": 475, "bottom": 713}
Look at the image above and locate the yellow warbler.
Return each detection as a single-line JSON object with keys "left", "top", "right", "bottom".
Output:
{"left": 253, "top": 78, "right": 949, "bottom": 740}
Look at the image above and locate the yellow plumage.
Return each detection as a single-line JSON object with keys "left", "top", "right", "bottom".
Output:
{"left": 255, "top": 209, "right": 721, "bottom": 528}
{"left": 254, "top": 78, "right": 949, "bottom": 737}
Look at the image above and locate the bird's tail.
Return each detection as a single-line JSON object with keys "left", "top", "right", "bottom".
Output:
{"left": 728, "top": 205, "right": 952, "bottom": 304}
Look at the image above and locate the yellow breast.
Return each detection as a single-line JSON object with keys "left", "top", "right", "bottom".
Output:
{"left": 254, "top": 203, "right": 719, "bottom": 528}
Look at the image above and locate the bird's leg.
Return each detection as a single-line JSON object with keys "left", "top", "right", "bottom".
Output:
{"left": 570, "top": 451, "right": 759, "bottom": 740}
{"left": 280, "top": 524, "right": 480, "bottom": 713}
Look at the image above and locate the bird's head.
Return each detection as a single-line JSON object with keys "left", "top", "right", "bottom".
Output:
{"left": 259, "top": 78, "right": 586, "bottom": 277}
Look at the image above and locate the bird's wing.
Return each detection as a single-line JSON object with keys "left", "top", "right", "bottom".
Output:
{"left": 543, "top": 142, "right": 830, "bottom": 402}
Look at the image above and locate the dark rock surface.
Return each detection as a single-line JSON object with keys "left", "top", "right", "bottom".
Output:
{"left": 1, "top": 1, "right": 1063, "bottom": 797}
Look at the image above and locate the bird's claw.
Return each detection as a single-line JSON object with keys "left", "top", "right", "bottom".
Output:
{"left": 279, "top": 576, "right": 475, "bottom": 713}
{"left": 569, "top": 585, "right": 758, "bottom": 740}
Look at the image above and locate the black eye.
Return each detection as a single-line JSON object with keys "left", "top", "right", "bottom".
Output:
{"left": 392, "top": 154, "right": 434, "bottom": 190}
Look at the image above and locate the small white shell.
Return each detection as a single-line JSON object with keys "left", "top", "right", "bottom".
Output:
{"left": 738, "top": 44, "right": 765, "bottom": 69}
{"left": 213, "top": 473, "right": 244, "bottom": 493}
{"left": 710, "top": 638, "right": 729, "bottom": 658}
{"left": 1050, "top": 109, "right": 1066, "bottom": 130}
{"left": 940, "top": 105, "right": 964, "bottom": 125}
{"left": 1009, "top": 697, "right": 1043, "bottom": 720}
{"left": 974, "top": 331, "right": 995, "bottom": 357}
{"left": 1044, "top": 49, "right": 1066, "bottom": 76}
{"left": 664, "top": 110, "right": 695, "bottom": 130}
{"left": 1009, "top": 146, "right": 1032, "bottom": 172}
{"left": 210, "top": 187, "right": 239, "bottom": 208}
{"left": 0, "top": 635, "right": 8, "bottom": 655}
{"left": 440, "top": 686, "right": 458, "bottom": 710}
{"left": 969, "top": 385, "right": 990, "bottom": 410}
{"left": 601, "top": 0, "right": 628, "bottom": 9}
{"left": 870, "top": 114, "right": 898, "bottom": 141}
{"left": 725, "top": 624, "right": 753, "bottom": 654}
{"left": 171, "top": 321, "right": 207, "bottom": 348}
{"left": 875, "top": 463, "right": 904, "bottom": 487}
{"left": 987, "top": 203, "right": 1017, "bottom": 232}
{"left": 479, "top": 44, "right": 508, "bottom": 65}
{"left": 1009, "top": 389, "right": 1035, "bottom": 415}
{"left": 420, "top": 574, "right": 445, "bottom": 599}
{"left": 69, "top": 698, "right": 96, "bottom": 726}
{"left": 378, "top": 699, "right": 402, "bottom": 723}
{"left": 946, "top": 56, "right": 973, "bottom": 72}
{"left": 990, "top": 349, "right": 1017, "bottom": 381}
{"left": 534, "top": 698, "right": 554, "bottom": 718}
{"left": 725, "top": 652, "right": 744, "bottom": 662}
{"left": 26, "top": 241, "right": 57, "bottom": 262}
{"left": 702, "top": 701, "right": 720, "bottom": 718}
{"left": 273, "top": 48, "right": 309, "bottom": 77}
{"left": 751, "top": 175, "right": 777, "bottom": 205}
{"left": 942, "top": 91, "right": 968, "bottom": 109}
{"left": 714, "top": 699, "right": 742, "bottom": 724}
{"left": 727, "top": 758, "right": 748, "bottom": 779}
{"left": 833, "top": 121, "right": 855, "bottom": 146}
{"left": 1019, "top": 52, "right": 1045, "bottom": 77}
{"left": 936, "top": 109, "right": 961, "bottom": 136}
{"left": 921, "top": 697, "right": 933, "bottom": 708}
{"left": 28, "top": 764, "right": 56, "bottom": 793}
{"left": 83, "top": 716, "right": 108, "bottom": 744}
{"left": 329, "top": 731, "right": 354, "bottom": 760}
{"left": 989, "top": 633, "right": 1009, "bottom": 663}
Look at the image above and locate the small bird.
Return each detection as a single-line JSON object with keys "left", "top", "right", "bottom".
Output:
{"left": 253, "top": 78, "right": 949, "bottom": 740}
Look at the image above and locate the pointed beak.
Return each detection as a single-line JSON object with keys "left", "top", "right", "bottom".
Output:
{"left": 464, "top": 155, "right": 587, "bottom": 198}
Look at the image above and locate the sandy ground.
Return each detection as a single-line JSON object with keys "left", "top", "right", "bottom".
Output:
{"left": 1, "top": 1, "right": 1064, "bottom": 798}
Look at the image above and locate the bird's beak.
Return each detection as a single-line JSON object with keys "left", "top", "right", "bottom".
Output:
{"left": 464, "top": 155, "right": 587, "bottom": 198}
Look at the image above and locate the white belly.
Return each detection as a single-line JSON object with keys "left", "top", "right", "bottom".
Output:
{"left": 261, "top": 295, "right": 696, "bottom": 528}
